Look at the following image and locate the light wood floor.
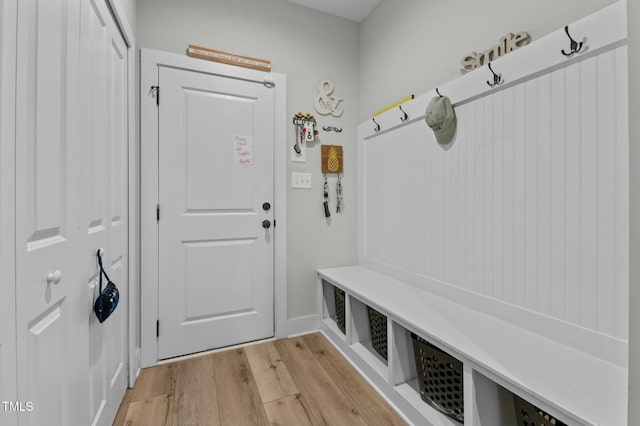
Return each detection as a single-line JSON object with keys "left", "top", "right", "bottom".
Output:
{"left": 113, "top": 332, "right": 407, "bottom": 426}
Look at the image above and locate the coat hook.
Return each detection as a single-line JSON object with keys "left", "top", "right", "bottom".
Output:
{"left": 436, "top": 88, "right": 443, "bottom": 97}
{"left": 561, "top": 25, "right": 584, "bottom": 57}
{"left": 322, "top": 125, "right": 342, "bottom": 133}
{"left": 399, "top": 105, "right": 408, "bottom": 122}
{"left": 373, "top": 118, "right": 381, "bottom": 132}
{"left": 486, "top": 62, "right": 503, "bottom": 88}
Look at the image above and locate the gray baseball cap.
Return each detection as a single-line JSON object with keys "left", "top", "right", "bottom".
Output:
{"left": 425, "top": 96, "right": 457, "bottom": 145}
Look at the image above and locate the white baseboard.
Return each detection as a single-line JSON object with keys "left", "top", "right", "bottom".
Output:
{"left": 286, "top": 314, "right": 320, "bottom": 338}
{"left": 129, "top": 347, "right": 141, "bottom": 388}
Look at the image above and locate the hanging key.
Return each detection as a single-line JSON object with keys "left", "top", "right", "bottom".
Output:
{"left": 336, "top": 175, "right": 343, "bottom": 213}
{"left": 323, "top": 176, "right": 331, "bottom": 218}
{"left": 293, "top": 124, "right": 302, "bottom": 154}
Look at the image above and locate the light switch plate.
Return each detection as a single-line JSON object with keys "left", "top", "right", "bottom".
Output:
{"left": 291, "top": 172, "right": 312, "bottom": 189}
{"left": 291, "top": 143, "right": 305, "bottom": 162}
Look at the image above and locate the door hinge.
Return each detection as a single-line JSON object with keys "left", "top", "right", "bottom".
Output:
{"left": 156, "top": 204, "right": 160, "bottom": 221}
{"left": 263, "top": 76, "right": 275, "bottom": 88}
{"left": 156, "top": 320, "right": 159, "bottom": 338}
{"left": 150, "top": 85, "right": 160, "bottom": 106}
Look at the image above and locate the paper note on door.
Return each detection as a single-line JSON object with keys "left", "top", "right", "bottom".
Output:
{"left": 234, "top": 135, "right": 253, "bottom": 165}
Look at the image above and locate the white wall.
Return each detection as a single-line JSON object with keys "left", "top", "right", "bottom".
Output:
{"left": 362, "top": 42, "right": 629, "bottom": 342}
{"left": 135, "top": 0, "right": 636, "bottom": 346}
{"left": 359, "top": 0, "right": 618, "bottom": 120}
{"left": 137, "top": 0, "right": 360, "bottom": 321}
{"left": 116, "top": 0, "right": 136, "bottom": 35}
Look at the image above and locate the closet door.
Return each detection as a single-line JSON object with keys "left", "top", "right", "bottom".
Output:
{"left": 0, "top": 0, "right": 17, "bottom": 425}
{"left": 80, "top": 0, "right": 129, "bottom": 422}
{"left": 15, "top": 0, "right": 88, "bottom": 424}
{"left": 16, "top": 0, "right": 128, "bottom": 425}
{"left": 14, "top": 0, "right": 128, "bottom": 424}
{"left": 14, "top": 0, "right": 89, "bottom": 423}
{"left": 101, "top": 25, "right": 129, "bottom": 422}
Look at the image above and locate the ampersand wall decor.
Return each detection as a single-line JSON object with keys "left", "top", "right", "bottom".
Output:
{"left": 314, "top": 79, "right": 343, "bottom": 117}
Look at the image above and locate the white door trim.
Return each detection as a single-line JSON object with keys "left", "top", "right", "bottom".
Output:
{"left": 105, "top": 0, "right": 139, "bottom": 387}
{"left": 140, "top": 48, "right": 287, "bottom": 367}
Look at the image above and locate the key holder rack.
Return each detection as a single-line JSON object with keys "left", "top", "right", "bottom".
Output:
{"left": 321, "top": 145, "right": 345, "bottom": 216}
{"left": 292, "top": 112, "right": 317, "bottom": 154}
{"left": 292, "top": 111, "right": 316, "bottom": 128}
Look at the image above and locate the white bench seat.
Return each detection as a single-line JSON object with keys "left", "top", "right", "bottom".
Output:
{"left": 318, "top": 265, "right": 626, "bottom": 425}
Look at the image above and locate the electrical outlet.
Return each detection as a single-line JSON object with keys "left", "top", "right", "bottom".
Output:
{"left": 291, "top": 172, "right": 312, "bottom": 189}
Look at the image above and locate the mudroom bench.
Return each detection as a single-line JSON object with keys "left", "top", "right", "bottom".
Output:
{"left": 317, "top": 266, "right": 626, "bottom": 425}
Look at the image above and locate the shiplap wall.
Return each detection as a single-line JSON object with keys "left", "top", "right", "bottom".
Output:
{"left": 362, "top": 45, "right": 629, "bottom": 340}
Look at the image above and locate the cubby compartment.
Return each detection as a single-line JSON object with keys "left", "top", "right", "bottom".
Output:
{"left": 411, "top": 333, "right": 464, "bottom": 423}
{"left": 320, "top": 280, "right": 346, "bottom": 337}
{"left": 473, "top": 371, "right": 518, "bottom": 425}
{"left": 333, "top": 287, "right": 346, "bottom": 333}
{"left": 366, "top": 305, "right": 388, "bottom": 361}
{"left": 473, "top": 371, "right": 570, "bottom": 426}
{"left": 513, "top": 395, "right": 569, "bottom": 426}
{"left": 349, "top": 297, "right": 388, "bottom": 378}
{"left": 390, "top": 322, "right": 462, "bottom": 425}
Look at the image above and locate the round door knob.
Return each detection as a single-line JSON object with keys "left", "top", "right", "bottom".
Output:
{"left": 46, "top": 270, "right": 62, "bottom": 285}
{"left": 262, "top": 220, "right": 271, "bottom": 229}
{"left": 262, "top": 202, "right": 271, "bottom": 211}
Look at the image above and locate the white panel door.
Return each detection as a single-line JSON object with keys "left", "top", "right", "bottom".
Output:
{"left": 101, "top": 13, "right": 129, "bottom": 424}
{"left": 14, "top": 0, "right": 129, "bottom": 425}
{"left": 158, "top": 66, "right": 274, "bottom": 359}
{"left": 79, "top": 0, "right": 129, "bottom": 424}
{"left": 0, "top": 0, "right": 17, "bottom": 425}
{"left": 14, "top": 0, "right": 89, "bottom": 425}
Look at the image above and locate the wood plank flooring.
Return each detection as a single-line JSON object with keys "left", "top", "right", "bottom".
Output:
{"left": 114, "top": 333, "right": 407, "bottom": 426}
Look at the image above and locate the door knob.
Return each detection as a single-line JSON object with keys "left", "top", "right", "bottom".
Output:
{"left": 262, "top": 220, "right": 271, "bottom": 229}
{"left": 47, "top": 270, "right": 62, "bottom": 285}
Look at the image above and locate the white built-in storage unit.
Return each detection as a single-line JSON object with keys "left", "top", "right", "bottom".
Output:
{"left": 319, "top": 2, "right": 629, "bottom": 425}
{"left": 319, "top": 267, "right": 626, "bottom": 425}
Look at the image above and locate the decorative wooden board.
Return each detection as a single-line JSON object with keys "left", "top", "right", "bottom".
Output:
{"left": 187, "top": 44, "right": 271, "bottom": 72}
{"left": 321, "top": 145, "right": 343, "bottom": 174}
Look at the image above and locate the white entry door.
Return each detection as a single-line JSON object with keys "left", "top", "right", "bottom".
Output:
{"left": 158, "top": 66, "right": 275, "bottom": 360}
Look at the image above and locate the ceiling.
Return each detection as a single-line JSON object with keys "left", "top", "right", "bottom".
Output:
{"left": 286, "top": 0, "right": 381, "bottom": 22}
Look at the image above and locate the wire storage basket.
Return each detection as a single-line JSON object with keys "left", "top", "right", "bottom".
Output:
{"left": 411, "top": 333, "right": 464, "bottom": 423}
{"left": 333, "top": 287, "right": 346, "bottom": 334}
{"left": 513, "top": 394, "right": 568, "bottom": 426}
{"left": 366, "top": 306, "right": 388, "bottom": 361}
